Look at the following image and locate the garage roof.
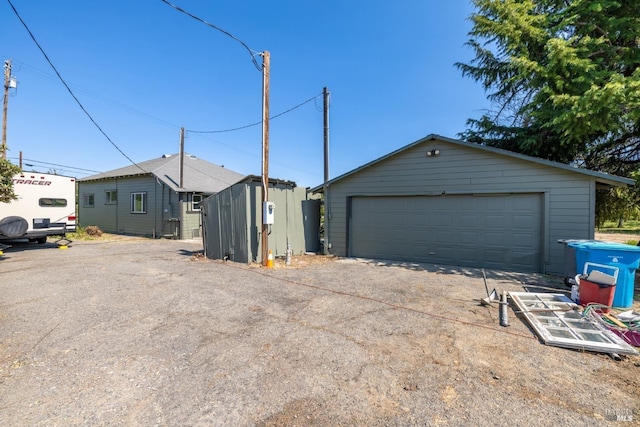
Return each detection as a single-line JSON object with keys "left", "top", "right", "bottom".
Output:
{"left": 311, "top": 134, "right": 634, "bottom": 192}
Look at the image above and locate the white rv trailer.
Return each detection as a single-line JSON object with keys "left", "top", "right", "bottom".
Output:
{"left": 0, "top": 172, "right": 77, "bottom": 243}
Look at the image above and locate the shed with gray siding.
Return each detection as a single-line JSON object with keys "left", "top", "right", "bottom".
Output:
{"left": 201, "top": 176, "right": 320, "bottom": 264}
{"left": 78, "top": 153, "right": 244, "bottom": 239}
{"left": 312, "top": 134, "right": 632, "bottom": 274}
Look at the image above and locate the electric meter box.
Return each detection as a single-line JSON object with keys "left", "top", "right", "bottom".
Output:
{"left": 263, "top": 201, "right": 275, "bottom": 225}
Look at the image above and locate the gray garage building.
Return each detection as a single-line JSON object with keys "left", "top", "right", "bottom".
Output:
{"left": 313, "top": 134, "right": 633, "bottom": 274}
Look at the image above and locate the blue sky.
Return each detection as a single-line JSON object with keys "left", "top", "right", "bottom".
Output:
{"left": 1, "top": 1, "right": 489, "bottom": 187}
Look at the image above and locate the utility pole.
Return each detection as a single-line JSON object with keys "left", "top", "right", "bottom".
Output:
{"left": 261, "top": 51, "right": 271, "bottom": 266}
{"left": 323, "top": 87, "right": 330, "bottom": 255}
{"left": 179, "top": 127, "right": 185, "bottom": 188}
{"left": 323, "top": 87, "right": 330, "bottom": 183}
{"left": 2, "top": 59, "right": 13, "bottom": 159}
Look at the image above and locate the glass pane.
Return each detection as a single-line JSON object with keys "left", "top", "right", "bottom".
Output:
{"left": 577, "top": 332, "right": 609, "bottom": 343}
{"left": 547, "top": 329, "right": 576, "bottom": 339}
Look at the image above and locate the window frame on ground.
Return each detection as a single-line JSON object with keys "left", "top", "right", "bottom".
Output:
{"left": 131, "top": 192, "right": 147, "bottom": 214}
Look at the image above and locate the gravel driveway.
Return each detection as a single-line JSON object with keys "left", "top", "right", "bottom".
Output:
{"left": 0, "top": 237, "right": 638, "bottom": 426}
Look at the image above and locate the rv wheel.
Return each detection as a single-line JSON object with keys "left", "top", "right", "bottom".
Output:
{"left": 36, "top": 237, "right": 47, "bottom": 244}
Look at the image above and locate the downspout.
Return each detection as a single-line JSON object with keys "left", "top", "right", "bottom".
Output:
{"left": 179, "top": 127, "right": 185, "bottom": 240}
{"left": 161, "top": 181, "right": 165, "bottom": 237}
{"left": 154, "top": 177, "right": 158, "bottom": 238}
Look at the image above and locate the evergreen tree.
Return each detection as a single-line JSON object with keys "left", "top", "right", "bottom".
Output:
{"left": 0, "top": 158, "right": 21, "bottom": 203}
{"left": 457, "top": 0, "right": 640, "bottom": 177}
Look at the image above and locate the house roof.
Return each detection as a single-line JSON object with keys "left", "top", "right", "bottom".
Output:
{"left": 311, "top": 134, "right": 634, "bottom": 192}
{"left": 79, "top": 153, "right": 245, "bottom": 193}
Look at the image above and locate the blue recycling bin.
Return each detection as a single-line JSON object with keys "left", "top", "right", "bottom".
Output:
{"left": 567, "top": 241, "right": 640, "bottom": 308}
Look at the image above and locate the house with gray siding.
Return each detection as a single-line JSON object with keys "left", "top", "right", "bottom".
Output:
{"left": 78, "top": 153, "right": 244, "bottom": 239}
{"left": 312, "top": 134, "right": 633, "bottom": 274}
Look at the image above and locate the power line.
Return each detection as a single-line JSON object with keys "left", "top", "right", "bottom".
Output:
{"left": 15, "top": 60, "right": 182, "bottom": 130}
{"left": 160, "top": 0, "right": 262, "bottom": 71}
{"left": 9, "top": 157, "right": 102, "bottom": 174}
{"left": 6, "top": 0, "right": 146, "bottom": 174}
{"left": 188, "top": 93, "right": 323, "bottom": 134}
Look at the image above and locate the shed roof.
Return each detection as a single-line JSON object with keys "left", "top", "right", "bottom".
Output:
{"left": 311, "top": 134, "right": 634, "bottom": 192}
{"left": 79, "top": 153, "right": 245, "bottom": 193}
{"left": 232, "top": 174, "right": 298, "bottom": 188}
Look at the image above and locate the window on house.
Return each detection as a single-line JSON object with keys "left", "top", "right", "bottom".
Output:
{"left": 131, "top": 192, "right": 147, "bottom": 214}
{"left": 39, "top": 198, "right": 68, "bottom": 207}
{"left": 83, "top": 193, "right": 95, "bottom": 208}
{"left": 105, "top": 190, "right": 117, "bottom": 204}
{"left": 191, "top": 194, "right": 203, "bottom": 211}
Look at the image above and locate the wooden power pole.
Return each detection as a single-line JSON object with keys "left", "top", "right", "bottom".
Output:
{"left": 1, "top": 59, "right": 12, "bottom": 159}
{"left": 323, "top": 87, "right": 330, "bottom": 254}
{"left": 261, "top": 51, "right": 271, "bottom": 265}
{"left": 179, "top": 127, "right": 185, "bottom": 188}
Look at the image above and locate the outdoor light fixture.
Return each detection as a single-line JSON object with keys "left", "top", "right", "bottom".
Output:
{"left": 426, "top": 149, "right": 440, "bottom": 157}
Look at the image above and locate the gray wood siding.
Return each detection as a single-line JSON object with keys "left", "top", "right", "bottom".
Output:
{"left": 181, "top": 202, "right": 202, "bottom": 239}
{"left": 79, "top": 175, "right": 168, "bottom": 237}
{"left": 326, "top": 140, "right": 595, "bottom": 274}
{"left": 114, "top": 176, "right": 158, "bottom": 236}
{"left": 78, "top": 181, "right": 119, "bottom": 232}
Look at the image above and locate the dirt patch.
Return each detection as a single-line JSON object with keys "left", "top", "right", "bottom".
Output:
{"left": 595, "top": 232, "right": 640, "bottom": 244}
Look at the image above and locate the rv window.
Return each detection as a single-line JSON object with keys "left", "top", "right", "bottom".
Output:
{"left": 105, "top": 190, "right": 117, "bottom": 204}
{"left": 39, "top": 198, "right": 67, "bottom": 207}
{"left": 131, "top": 192, "right": 147, "bottom": 214}
{"left": 83, "top": 193, "right": 95, "bottom": 208}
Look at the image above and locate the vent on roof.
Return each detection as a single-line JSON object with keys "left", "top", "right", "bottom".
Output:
{"left": 187, "top": 154, "right": 197, "bottom": 159}
{"left": 162, "top": 154, "right": 172, "bottom": 158}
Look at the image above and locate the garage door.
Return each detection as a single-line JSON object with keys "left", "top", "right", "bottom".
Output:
{"left": 349, "top": 194, "right": 542, "bottom": 271}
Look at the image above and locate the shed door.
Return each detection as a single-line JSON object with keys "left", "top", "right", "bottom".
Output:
{"left": 350, "top": 194, "right": 542, "bottom": 272}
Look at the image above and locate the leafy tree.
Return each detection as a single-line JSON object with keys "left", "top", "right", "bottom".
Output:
{"left": 595, "top": 170, "right": 640, "bottom": 228}
{"left": 456, "top": 0, "right": 640, "bottom": 177}
{"left": 0, "top": 158, "right": 21, "bottom": 203}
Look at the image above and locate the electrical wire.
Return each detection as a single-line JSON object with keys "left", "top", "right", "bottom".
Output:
{"left": 12, "top": 60, "right": 184, "bottom": 131}
{"left": 160, "top": 0, "right": 262, "bottom": 72}
{"left": 6, "top": 0, "right": 146, "bottom": 174}
{"left": 8, "top": 157, "right": 102, "bottom": 174}
{"left": 188, "top": 93, "right": 322, "bottom": 134}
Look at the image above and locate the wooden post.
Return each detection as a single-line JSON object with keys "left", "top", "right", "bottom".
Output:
{"left": 261, "top": 51, "right": 270, "bottom": 265}
{"left": 179, "top": 127, "right": 185, "bottom": 188}
{"left": 323, "top": 87, "right": 330, "bottom": 254}
{"left": 1, "top": 59, "right": 11, "bottom": 159}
